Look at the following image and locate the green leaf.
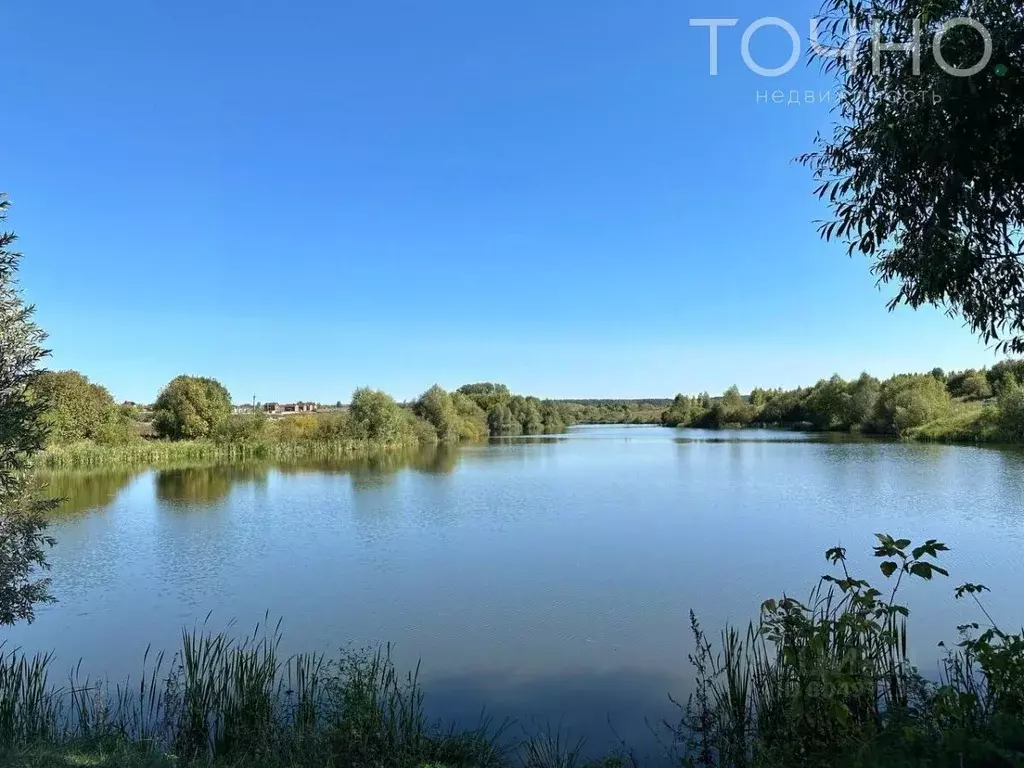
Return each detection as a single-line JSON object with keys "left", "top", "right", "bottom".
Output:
{"left": 880, "top": 561, "right": 898, "bottom": 578}
{"left": 910, "top": 562, "right": 934, "bottom": 580}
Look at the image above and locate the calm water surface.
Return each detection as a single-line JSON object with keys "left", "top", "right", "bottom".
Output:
{"left": 6, "top": 426, "right": 1024, "bottom": 758}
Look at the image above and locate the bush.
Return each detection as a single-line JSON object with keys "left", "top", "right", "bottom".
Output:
{"left": 413, "top": 385, "right": 460, "bottom": 442}
{"left": 948, "top": 369, "right": 993, "bottom": 401}
{"left": 152, "top": 376, "right": 232, "bottom": 440}
{"left": 869, "top": 374, "right": 951, "bottom": 436}
{"left": 348, "top": 389, "right": 410, "bottom": 443}
{"left": 675, "top": 535, "right": 1024, "bottom": 767}
{"left": 997, "top": 375, "right": 1024, "bottom": 442}
{"left": 29, "top": 370, "right": 133, "bottom": 445}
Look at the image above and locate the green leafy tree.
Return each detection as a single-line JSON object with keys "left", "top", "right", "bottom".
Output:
{"left": 510, "top": 396, "right": 544, "bottom": 435}
{"left": 802, "top": 0, "right": 1024, "bottom": 353}
{"left": 456, "top": 382, "right": 511, "bottom": 413}
{"left": 540, "top": 402, "right": 567, "bottom": 433}
{"left": 757, "top": 388, "right": 811, "bottom": 426}
{"left": 848, "top": 372, "right": 881, "bottom": 427}
{"left": 805, "top": 375, "right": 853, "bottom": 430}
{"left": 152, "top": 376, "right": 232, "bottom": 440}
{"left": 949, "top": 369, "right": 994, "bottom": 401}
{"left": 987, "top": 360, "right": 1024, "bottom": 392}
{"left": 349, "top": 388, "right": 407, "bottom": 442}
{"left": 721, "top": 386, "right": 744, "bottom": 408}
{"left": 0, "top": 194, "right": 55, "bottom": 624}
{"left": 871, "top": 374, "right": 952, "bottom": 436}
{"left": 750, "top": 388, "right": 769, "bottom": 408}
{"left": 413, "top": 385, "right": 460, "bottom": 441}
{"left": 29, "top": 370, "right": 131, "bottom": 444}
{"left": 487, "top": 404, "right": 521, "bottom": 436}
{"left": 996, "top": 375, "right": 1024, "bottom": 441}
{"left": 452, "top": 393, "right": 489, "bottom": 441}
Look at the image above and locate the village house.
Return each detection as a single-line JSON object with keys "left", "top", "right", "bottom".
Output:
{"left": 263, "top": 401, "right": 318, "bottom": 415}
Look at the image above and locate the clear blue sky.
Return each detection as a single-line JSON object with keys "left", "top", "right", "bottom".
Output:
{"left": 3, "top": 0, "right": 999, "bottom": 403}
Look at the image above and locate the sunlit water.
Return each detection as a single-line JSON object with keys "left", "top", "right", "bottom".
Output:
{"left": 5, "top": 426, "right": 1024, "bottom": 760}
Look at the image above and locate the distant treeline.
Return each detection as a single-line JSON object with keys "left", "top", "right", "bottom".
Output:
{"left": 31, "top": 358, "right": 1024, "bottom": 463}
{"left": 548, "top": 398, "right": 671, "bottom": 425}
{"left": 661, "top": 360, "right": 1024, "bottom": 443}
{"left": 31, "top": 374, "right": 629, "bottom": 463}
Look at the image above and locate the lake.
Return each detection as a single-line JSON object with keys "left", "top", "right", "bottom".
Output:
{"left": 5, "top": 425, "right": 1024, "bottom": 760}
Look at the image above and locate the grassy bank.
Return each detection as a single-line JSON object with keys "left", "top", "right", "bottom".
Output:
{"left": 2, "top": 536, "right": 1022, "bottom": 767}
{"left": 39, "top": 438, "right": 424, "bottom": 470}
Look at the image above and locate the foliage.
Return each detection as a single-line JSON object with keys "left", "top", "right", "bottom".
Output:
{"left": 548, "top": 400, "right": 668, "bottom": 426}
{"left": 451, "top": 393, "right": 489, "bottom": 441}
{"left": 804, "top": 375, "right": 854, "bottom": 431}
{"left": 947, "top": 369, "right": 993, "bottom": 401}
{"left": 0, "top": 193, "right": 55, "bottom": 625}
{"left": 413, "top": 385, "right": 461, "bottom": 442}
{"left": 349, "top": 388, "right": 409, "bottom": 443}
{"left": 487, "top": 405, "right": 522, "bottom": 436}
{"left": 658, "top": 362, "right": 1024, "bottom": 444}
{"left": 996, "top": 375, "right": 1024, "bottom": 442}
{"left": 869, "top": 374, "right": 952, "bottom": 436}
{"left": 215, "top": 411, "right": 271, "bottom": 443}
{"left": 456, "top": 383, "right": 512, "bottom": 414}
{"left": 988, "top": 359, "right": 1024, "bottom": 391}
{"left": 153, "top": 377, "right": 232, "bottom": 441}
{"left": 0, "top": 626, "right": 508, "bottom": 768}
{"left": 674, "top": 535, "right": 1024, "bottom": 767}
{"left": 29, "top": 370, "right": 135, "bottom": 445}
{"left": 802, "top": 0, "right": 1024, "bottom": 354}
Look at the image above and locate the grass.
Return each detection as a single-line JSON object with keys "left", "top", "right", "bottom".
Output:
{"left": 39, "top": 438, "right": 423, "bottom": 470}
{"left": 0, "top": 618, "right": 627, "bottom": 768}
{"left": 906, "top": 399, "right": 993, "bottom": 443}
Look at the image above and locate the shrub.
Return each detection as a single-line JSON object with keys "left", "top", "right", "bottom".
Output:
{"left": 153, "top": 376, "right": 232, "bottom": 440}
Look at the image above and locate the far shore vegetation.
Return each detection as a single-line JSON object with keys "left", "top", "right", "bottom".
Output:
{"left": 30, "top": 359, "right": 1024, "bottom": 471}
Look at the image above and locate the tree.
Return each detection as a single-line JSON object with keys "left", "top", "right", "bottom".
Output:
{"left": 805, "top": 375, "right": 853, "bottom": 430}
{"left": 487, "top": 404, "right": 521, "bottom": 435}
{"left": 451, "top": 393, "right": 489, "bottom": 441}
{"left": 948, "top": 369, "right": 993, "bottom": 400}
{"left": 870, "top": 374, "right": 952, "bottom": 435}
{"left": 987, "top": 360, "right": 1024, "bottom": 392}
{"left": 30, "top": 370, "right": 131, "bottom": 444}
{"left": 750, "top": 388, "right": 769, "bottom": 408}
{"left": 0, "top": 193, "right": 55, "bottom": 624}
{"left": 848, "top": 372, "right": 881, "bottom": 427}
{"left": 413, "top": 385, "right": 460, "bottom": 441}
{"left": 996, "top": 375, "right": 1024, "bottom": 441}
{"left": 152, "top": 375, "right": 232, "bottom": 440}
{"left": 802, "top": 0, "right": 1024, "bottom": 352}
{"left": 349, "top": 388, "right": 406, "bottom": 442}
{"left": 456, "top": 382, "right": 511, "bottom": 413}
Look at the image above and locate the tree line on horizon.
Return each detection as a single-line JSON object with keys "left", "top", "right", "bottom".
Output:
{"left": 25, "top": 373, "right": 642, "bottom": 448}
{"left": 663, "top": 361, "right": 1024, "bottom": 442}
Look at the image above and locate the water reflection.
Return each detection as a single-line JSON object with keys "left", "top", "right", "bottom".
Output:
{"left": 156, "top": 465, "right": 269, "bottom": 507}
{"left": 35, "top": 469, "right": 138, "bottom": 515}
{"left": 30, "top": 445, "right": 469, "bottom": 513}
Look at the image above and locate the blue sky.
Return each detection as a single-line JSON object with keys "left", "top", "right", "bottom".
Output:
{"left": 3, "top": 0, "right": 999, "bottom": 403}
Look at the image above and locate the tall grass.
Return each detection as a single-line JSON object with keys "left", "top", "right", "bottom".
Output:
{"left": 0, "top": 618, "right": 510, "bottom": 767}
{"left": 669, "top": 535, "right": 1024, "bottom": 767}
{"left": 40, "top": 437, "right": 422, "bottom": 470}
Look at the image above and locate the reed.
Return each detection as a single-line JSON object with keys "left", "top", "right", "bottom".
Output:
{"left": 39, "top": 438, "right": 421, "bottom": 470}
{"left": 0, "top": 618, "right": 509, "bottom": 767}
